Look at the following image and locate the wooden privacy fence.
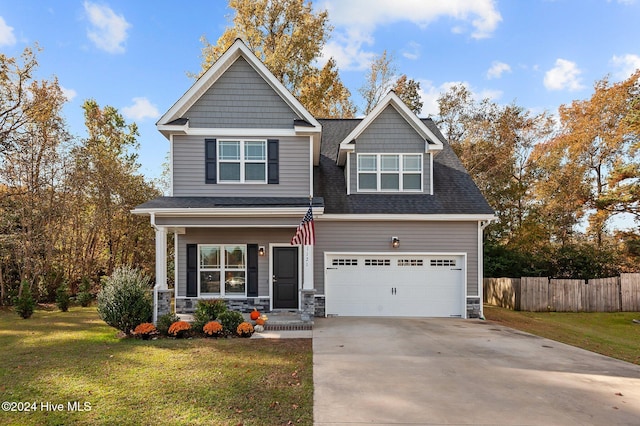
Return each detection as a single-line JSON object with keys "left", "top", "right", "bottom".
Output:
{"left": 484, "top": 273, "right": 640, "bottom": 312}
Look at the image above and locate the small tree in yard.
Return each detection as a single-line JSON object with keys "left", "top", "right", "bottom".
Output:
{"left": 97, "top": 266, "right": 153, "bottom": 335}
{"left": 56, "top": 284, "right": 70, "bottom": 312}
{"left": 15, "top": 281, "right": 36, "bottom": 319}
{"left": 76, "top": 277, "right": 93, "bottom": 307}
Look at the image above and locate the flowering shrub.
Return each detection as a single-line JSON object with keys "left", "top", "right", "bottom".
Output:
{"left": 168, "top": 320, "right": 191, "bottom": 338}
{"left": 133, "top": 322, "right": 157, "bottom": 339}
{"left": 237, "top": 322, "right": 254, "bottom": 338}
{"left": 203, "top": 321, "right": 223, "bottom": 337}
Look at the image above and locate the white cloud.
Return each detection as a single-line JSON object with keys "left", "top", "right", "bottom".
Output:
{"left": 486, "top": 61, "right": 511, "bottom": 79}
{"left": 402, "top": 41, "right": 421, "bottom": 60}
{"left": 122, "top": 97, "right": 160, "bottom": 121}
{"left": 321, "top": 0, "right": 501, "bottom": 38}
{"left": 321, "top": 29, "right": 376, "bottom": 71}
{"left": 319, "top": 0, "right": 501, "bottom": 71}
{"left": 610, "top": 54, "right": 640, "bottom": 79}
{"left": 60, "top": 86, "right": 77, "bottom": 102}
{"left": 84, "top": 1, "right": 131, "bottom": 54}
{"left": 418, "top": 80, "right": 503, "bottom": 117}
{"left": 544, "top": 59, "right": 584, "bottom": 91}
{"left": 0, "top": 16, "right": 16, "bottom": 46}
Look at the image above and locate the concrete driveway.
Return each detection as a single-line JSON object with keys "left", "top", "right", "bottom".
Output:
{"left": 313, "top": 317, "right": 640, "bottom": 425}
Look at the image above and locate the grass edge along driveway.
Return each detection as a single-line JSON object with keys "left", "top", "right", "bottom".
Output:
{"left": 0, "top": 307, "right": 313, "bottom": 426}
{"left": 484, "top": 305, "right": 640, "bottom": 365}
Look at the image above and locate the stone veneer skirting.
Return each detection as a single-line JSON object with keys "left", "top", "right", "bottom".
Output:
{"left": 467, "top": 297, "right": 481, "bottom": 318}
{"left": 175, "top": 297, "right": 271, "bottom": 314}
{"left": 168, "top": 294, "right": 478, "bottom": 318}
{"left": 314, "top": 296, "right": 325, "bottom": 317}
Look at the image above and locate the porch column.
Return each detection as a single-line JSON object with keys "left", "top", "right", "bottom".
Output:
{"left": 153, "top": 226, "right": 168, "bottom": 324}
{"left": 303, "top": 245, "right": 314, "bottom": 290}
{"left": 155, "top": 226, "right": 168, "bottom": 290}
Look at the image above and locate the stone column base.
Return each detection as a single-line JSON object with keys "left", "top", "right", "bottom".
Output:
{"left": 300, "top": 289, "right": 316, "bottom": 323}
{"left": 156, "top": 289, "right": 173, "bottom": 320}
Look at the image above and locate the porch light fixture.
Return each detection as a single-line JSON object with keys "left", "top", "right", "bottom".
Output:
{"left": 258, "top": 246, "right": 265, "bottom": 256}
{"left": 391, "top": 237, "right": 400, "bottom": 248}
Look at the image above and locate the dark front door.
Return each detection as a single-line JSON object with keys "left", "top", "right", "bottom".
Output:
{"left": 273, "top": 246, "right": 299, "bottom": 309}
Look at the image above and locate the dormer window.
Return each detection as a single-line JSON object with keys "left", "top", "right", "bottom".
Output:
{"left": 357, "top": 153, "right": 422, "bottom": 192}
{"left": 219, "top": 140, "right": 267, "bottom": 183}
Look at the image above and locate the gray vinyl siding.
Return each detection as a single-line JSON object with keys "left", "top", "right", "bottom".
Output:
{"left": 176, "top": 228, "right": 295, "bottom": 298}
{"left": 356, "top": 105, "right": 426, "bottom": 152}
{"left": 172, "top": 135, "right": 310, "bottom": 196}
{"left": 314, "top": 220, "right": 479, "bottom": 296}
{"left": 348, "top": 105, "right": 431, "bottom": 193}
{"left": 185, "top": 57, "right": 300, "bottom": 128}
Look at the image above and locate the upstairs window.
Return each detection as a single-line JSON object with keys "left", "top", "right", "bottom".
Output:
{"left": 357, "top": 153, "right": 422, "bottom": 192}
{"left": 218, "top": 140, "right": 267, "bottom": 183}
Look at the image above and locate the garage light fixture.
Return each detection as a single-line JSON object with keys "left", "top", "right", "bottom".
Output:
{"left": 391, "top": 236, "right": 400, "bottom": 248}
{"left": 258, "top": 246, "right": 265, "bottom": 256}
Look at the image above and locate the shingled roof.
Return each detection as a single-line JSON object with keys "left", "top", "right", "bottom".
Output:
{"left": 315, "top": 118, "right": 495, "bottom": 215}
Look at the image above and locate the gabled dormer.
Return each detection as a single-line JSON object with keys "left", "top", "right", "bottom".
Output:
{"left": 156, "top": 39, "right": 321, "bottom": 197}
{"left": 336, "top": 92, "right": 443, "bottom": 195}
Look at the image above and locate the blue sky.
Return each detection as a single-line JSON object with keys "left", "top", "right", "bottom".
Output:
{"left": 1, "top": 0, "right": 639, "bottom": 181}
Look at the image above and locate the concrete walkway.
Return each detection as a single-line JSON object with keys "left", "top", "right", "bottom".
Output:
{"left": 313, "top": 317, "right": 640, "bottom": 425}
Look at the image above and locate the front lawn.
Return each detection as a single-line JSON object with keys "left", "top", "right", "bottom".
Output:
{"left": 484, "top": 305, "right": 640, "bottom": 365}
{"left": 0, "top": 307, "right": 312, "bottom": 425}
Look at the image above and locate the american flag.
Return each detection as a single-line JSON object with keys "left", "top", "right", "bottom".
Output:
{"left": 291, "top": 206, "right": 315, "bottom": 246}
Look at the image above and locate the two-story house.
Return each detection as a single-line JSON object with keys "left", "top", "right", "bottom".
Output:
{"left": 133, "top": 39, "right": 495, "bottom": 322}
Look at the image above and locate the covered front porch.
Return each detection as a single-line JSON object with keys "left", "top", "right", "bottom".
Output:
{"left": 132, "top": 197, "right": 323, "bottom": 323}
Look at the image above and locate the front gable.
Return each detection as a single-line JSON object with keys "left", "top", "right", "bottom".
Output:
{"left": 157, "top": 39, "right": 322, "bottom": 164}
{"left": 353, "top": 104, "right": 425, "bottom": 153}
{"left": 335, "top": 93, "right": 443, "bottom": 195}
{"left": 185, "top": 56, "right": 301, "bottom": 129}
{"left": 336, "top": 92, "right": 443, "bottom": 166}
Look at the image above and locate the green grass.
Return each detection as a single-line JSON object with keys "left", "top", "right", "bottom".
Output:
{"left": 0, "top": 307, "right": 313, "bottom": 425}
{"left": 484, "top": 305, "right": 640, "bottom": 365}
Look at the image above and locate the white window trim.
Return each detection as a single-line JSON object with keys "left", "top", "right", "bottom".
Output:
{"left": 198, "top": 244, "right": 247, "bottom": 298}
{"left": 356, "top": 153, "right": 423, "bottom": 192}
{"left": 218, "top": 139, "right": 267, "bottom": 183}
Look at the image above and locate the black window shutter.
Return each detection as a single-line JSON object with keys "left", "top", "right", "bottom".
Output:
{"left": 267, "top": 139, "right": 279, "bottom": 184}
{"left": 186, "top": 244, "right": 198, "bottom": 297}
{"left": 247, "top": 244, "right": 259, "bottom": 297}
{"left": 205, "top": 138, "right": 217, "bottom": 184}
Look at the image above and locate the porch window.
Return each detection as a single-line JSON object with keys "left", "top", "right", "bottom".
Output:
{"left": 199, "top": 245, "right": 246, "bottom": 296}
{"left": 357, "top": 153, "right": 422, "bottom": 192}
{"left": 218, "top": 140, "right": 267, "bottom": 183}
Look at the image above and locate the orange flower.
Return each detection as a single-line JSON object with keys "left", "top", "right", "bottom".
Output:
{"left": 168, "top": 321, "right": 191, "bottom": 336}
{"left": 236, "top": 322, "right": 254, "bottom": 337}
{"left": 203, "top": 321, "right": 223, "bottom": 336}
{"left": 133, "top": 323, "right": 157, "bottom": 335}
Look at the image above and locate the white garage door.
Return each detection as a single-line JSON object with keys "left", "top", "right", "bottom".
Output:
{"left": 325, "top": 253, "right": 465, "bottom": 317}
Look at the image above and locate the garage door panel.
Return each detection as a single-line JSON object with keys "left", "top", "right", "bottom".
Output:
{"left": 326, "top": 254, "right": 464, "bottom": 317}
